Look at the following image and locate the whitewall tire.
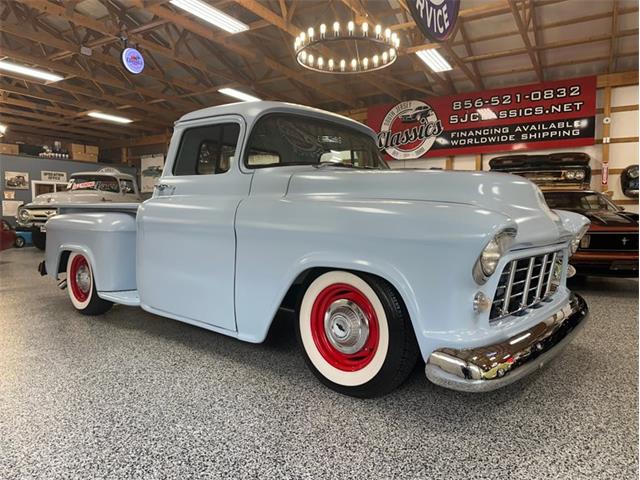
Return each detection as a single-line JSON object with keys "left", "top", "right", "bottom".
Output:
{"left": 297, "top": 270, "right": 419, "bottom": 398}
{"left": 66, "top": 252, "right": 112, "bottom": 315}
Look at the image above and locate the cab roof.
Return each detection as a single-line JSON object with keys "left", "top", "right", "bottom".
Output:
{"left": 175, "top": 101, "right": 374, "bottom": 138}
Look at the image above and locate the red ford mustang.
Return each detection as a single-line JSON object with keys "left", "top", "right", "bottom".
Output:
{"left": 544, "top": 190, "right": 638, "bottom": 278}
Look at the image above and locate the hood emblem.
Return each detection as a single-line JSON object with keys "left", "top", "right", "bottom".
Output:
{"left": 621, "top": 237, "right": 629, "bottom": 246}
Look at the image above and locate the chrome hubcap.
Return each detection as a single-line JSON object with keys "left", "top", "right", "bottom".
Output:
{"left": 323, "top": 299, "right": 369, "bottom": 354}
{"left": 75, "top": 265, "right": 91, "bottom": 293}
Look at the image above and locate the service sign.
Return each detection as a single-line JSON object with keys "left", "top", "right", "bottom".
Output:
{"left": 408, "top": 0, "right": 460, "bottom": 42}
{"left": 367, "top": 76, "right": 597, "bottom": 160}
{"left": 121, "top": 47, "right": 144, "bottom": 75}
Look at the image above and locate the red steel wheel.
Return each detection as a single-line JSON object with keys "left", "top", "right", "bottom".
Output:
{"left": 309, "top": 283, "right": 380, "bottom": 372}
{"left": 66, "top": 252, "right": 113, "bottom": 315}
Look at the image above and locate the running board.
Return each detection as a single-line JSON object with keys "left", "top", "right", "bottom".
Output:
{"left": 98, "top": 290, "right": 140, "bottom": 306}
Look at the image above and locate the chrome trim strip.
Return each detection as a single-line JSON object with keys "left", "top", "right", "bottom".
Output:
{"left": 425, "top": 293, "right": 589, "bottom": 392}
{"left": 544, "top": 252, "right": 557, "bottom": 297}
{"left": 501, "top": 261, "right": 517, "bottom": 315}
{"left": 535, "top": 254, "right": 549, "bottom": 301}
{"left": 519, "top": 257, "right": 536, "bottom": 308}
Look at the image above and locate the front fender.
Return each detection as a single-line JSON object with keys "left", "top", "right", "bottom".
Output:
{"left": 234, "top": 196, "right": 515, "bottom": 357}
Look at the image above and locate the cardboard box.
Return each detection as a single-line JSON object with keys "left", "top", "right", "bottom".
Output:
{"left": 72, "top": 151, "right": 98, "bottom": 162}
{"left": 85, "top": 145, "right": 99, "bottom": 155}
{"left": 69, "top": 143, "right": 85, "bottom": 156}
{"left": 0, "top": 143, "right": 19, "bottom": 155}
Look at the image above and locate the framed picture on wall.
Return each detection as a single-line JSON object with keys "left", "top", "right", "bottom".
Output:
{"left": 4, "top": 171, "right": 30, "bottom": 190}
{"left": 140, "top": 154, "right": 164, "bottom": 193}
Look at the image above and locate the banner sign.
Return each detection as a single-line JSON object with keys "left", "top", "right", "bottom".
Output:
{"left": 407, "top": 0, "right": 460, "bottom": 42}
{"left": 367, "top": 76, "right": 597, "bottom": 160}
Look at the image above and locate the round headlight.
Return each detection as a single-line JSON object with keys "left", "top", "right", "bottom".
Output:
{"left": 18, "top": 208, "right": 30, "bottom": 222}
{"left": 575, "top": 171, "right": 585, "bottom": 180}
{"left": 565, "top": 171, "right": 576, "bottom": 180}
{"left": 480, "top": 238, "right": 502, "bottom": 276}
{"left": 473, "top": 228, "right": 517, "bottom": 284}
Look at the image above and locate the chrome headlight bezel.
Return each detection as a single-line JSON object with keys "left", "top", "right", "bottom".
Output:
{"left": 17, "top": 207, "right": 30, "bottom": 223}
{"left": 473, "top": 228, "right": 517, "bottom": 285}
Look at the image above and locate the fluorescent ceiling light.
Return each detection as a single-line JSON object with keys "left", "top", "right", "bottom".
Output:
{"left": 477, "top": 108, "right": 497, "bottom": 120}
{"left": 218, "top": 88, "right": 260, "bottom": 102}
{"left": 170, "top": 0, "right": 249, "bottom": 34}
{"left": 0, "top": 124, "right": 7, "bottom": 136}
{"left": 87, "top": 111, "right": 133, "bottom": 124}
{"left": 0, "top": 60, "right": 64, "bottom": 82}
{"left": 415, "top": 48, "right": 452, "bottom": 73}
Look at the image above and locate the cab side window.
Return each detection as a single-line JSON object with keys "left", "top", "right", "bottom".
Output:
{"left": 173, "top": 123, "right": 240, "bottom": 176}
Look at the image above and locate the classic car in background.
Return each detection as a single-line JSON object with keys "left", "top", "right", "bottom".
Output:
{"left": 1, "top": 219, "right": 16, "bottom": 251}
{"left": 544, "top": 190, "right": 638, "bottom": 277}
{"left": 14, "top": 230, "right": 33, "bottom": 248}
{"left": 621, "top": 164, "right": 639, "bottom": 198}
{"left": 39, "top": 102, "right": 590, "bottom": 397}
{"left": 16, "top": 168, "right": 141, "bottom": 250}
{"left": 489, "top": 152, "right": 591, "bottom": 190}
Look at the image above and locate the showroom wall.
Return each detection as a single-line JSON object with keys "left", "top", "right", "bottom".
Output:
{"left": 0, "top": 154, "right": 137, "bottom": 225}
{"left": 385, "top": 83, "right": 639, "bottom": 212}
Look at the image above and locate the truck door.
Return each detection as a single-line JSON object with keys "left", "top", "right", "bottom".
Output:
{"left": 137, "top": 115, "right": 249, "bottom": 332}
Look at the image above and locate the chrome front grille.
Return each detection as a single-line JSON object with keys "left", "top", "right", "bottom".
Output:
{"left": 490, "top": 251, "right": 562, "bottom": 321}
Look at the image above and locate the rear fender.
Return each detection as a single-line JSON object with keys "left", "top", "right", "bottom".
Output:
{"left": 45, "top": 212, "right": 136, "bottom": 292}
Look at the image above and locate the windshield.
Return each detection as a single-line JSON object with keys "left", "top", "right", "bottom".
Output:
{"left": 67, "top": 175, "right": 120, "bottom": 193}
{"left": 544, "top": 191, "right": 620, "bottom": 212}
{"left": 246, "top": 114, "right": 388, "bottom": 170}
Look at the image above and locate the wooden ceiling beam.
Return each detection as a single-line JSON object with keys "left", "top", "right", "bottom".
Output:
{"left": 608, "top": 0, "right": 619, "bottom": 73}
{"left": 0, "top": 113, "right": 107, "bottom": 142}
{"left": 6, "top": 124, "right": 108, "bottom": 144}
{"left": 0, "top": 106, "right": 121, "bottom": 139}
{"left": 0, "top": 96, "right": 154, "bottom": 136}
{"left": 0, "top": 80, "right": 171, "bottom": 130}
{"left": 134, "top": 1, "right": 356, "bottom": 107}
{"left": 234, "top": 0, "right": 403, "bottom": 101}
{"left": 509, "top": 0, "right": 543, "bottom": 81}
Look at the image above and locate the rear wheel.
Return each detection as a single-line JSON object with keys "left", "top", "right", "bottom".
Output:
{"left": 66, "top": 252, "right": 113, "bottom": 315}
{"left": 297, "top": 270, "right": 419, "bottom": 398}
{"left": 32, "top": 230, "right": 46, "bottom": 250}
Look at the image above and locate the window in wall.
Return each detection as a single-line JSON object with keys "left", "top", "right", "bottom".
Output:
{"left": 173, "top": 123, "right": 240, "bottom": 176}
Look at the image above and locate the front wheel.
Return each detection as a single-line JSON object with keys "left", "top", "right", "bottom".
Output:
{"left": 14, "top": 236, "right": 25, "bottom": 248}
{"left": 297, "top": 271, "right": 419, "bottom": 398}
{"left": 66, "top": 252, "right": 113, "bottom": 315}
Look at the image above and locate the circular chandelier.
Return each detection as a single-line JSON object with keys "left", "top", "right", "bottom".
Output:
{"left": 294, "top": 21, "right": 400, "bottom": 74}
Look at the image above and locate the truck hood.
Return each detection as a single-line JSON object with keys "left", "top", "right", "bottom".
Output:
{"left": 286, "top": 168, "right": 579, "bottom": 247}
{"left": 27, "top": 191, "right": 117, "bottom": 207}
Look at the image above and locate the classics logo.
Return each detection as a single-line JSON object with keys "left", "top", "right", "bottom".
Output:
{"left": 377, "top": 100, "right": 444, "bottom": 160}
{"left": 121, "top": 47, "right": 145, "bottom": 75}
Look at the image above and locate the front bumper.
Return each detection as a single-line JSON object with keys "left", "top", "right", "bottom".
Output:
{"left": 425, "top": 293, "right": 588, "bottom": 392}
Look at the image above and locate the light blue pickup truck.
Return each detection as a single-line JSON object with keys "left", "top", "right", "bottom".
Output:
{"left": 40, "top": 102, "right": 590, "bottom": 397}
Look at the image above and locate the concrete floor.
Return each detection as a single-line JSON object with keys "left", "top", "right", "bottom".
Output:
{"left": 0, "top": 247, "right": 637, "bottom": 480}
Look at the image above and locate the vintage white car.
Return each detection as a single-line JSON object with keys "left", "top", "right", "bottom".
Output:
{"left": 17, "top": 168, "right": 141, "bottom": 249}
{"left": 39, "top": 102, "right": 590, "bottom": 397}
